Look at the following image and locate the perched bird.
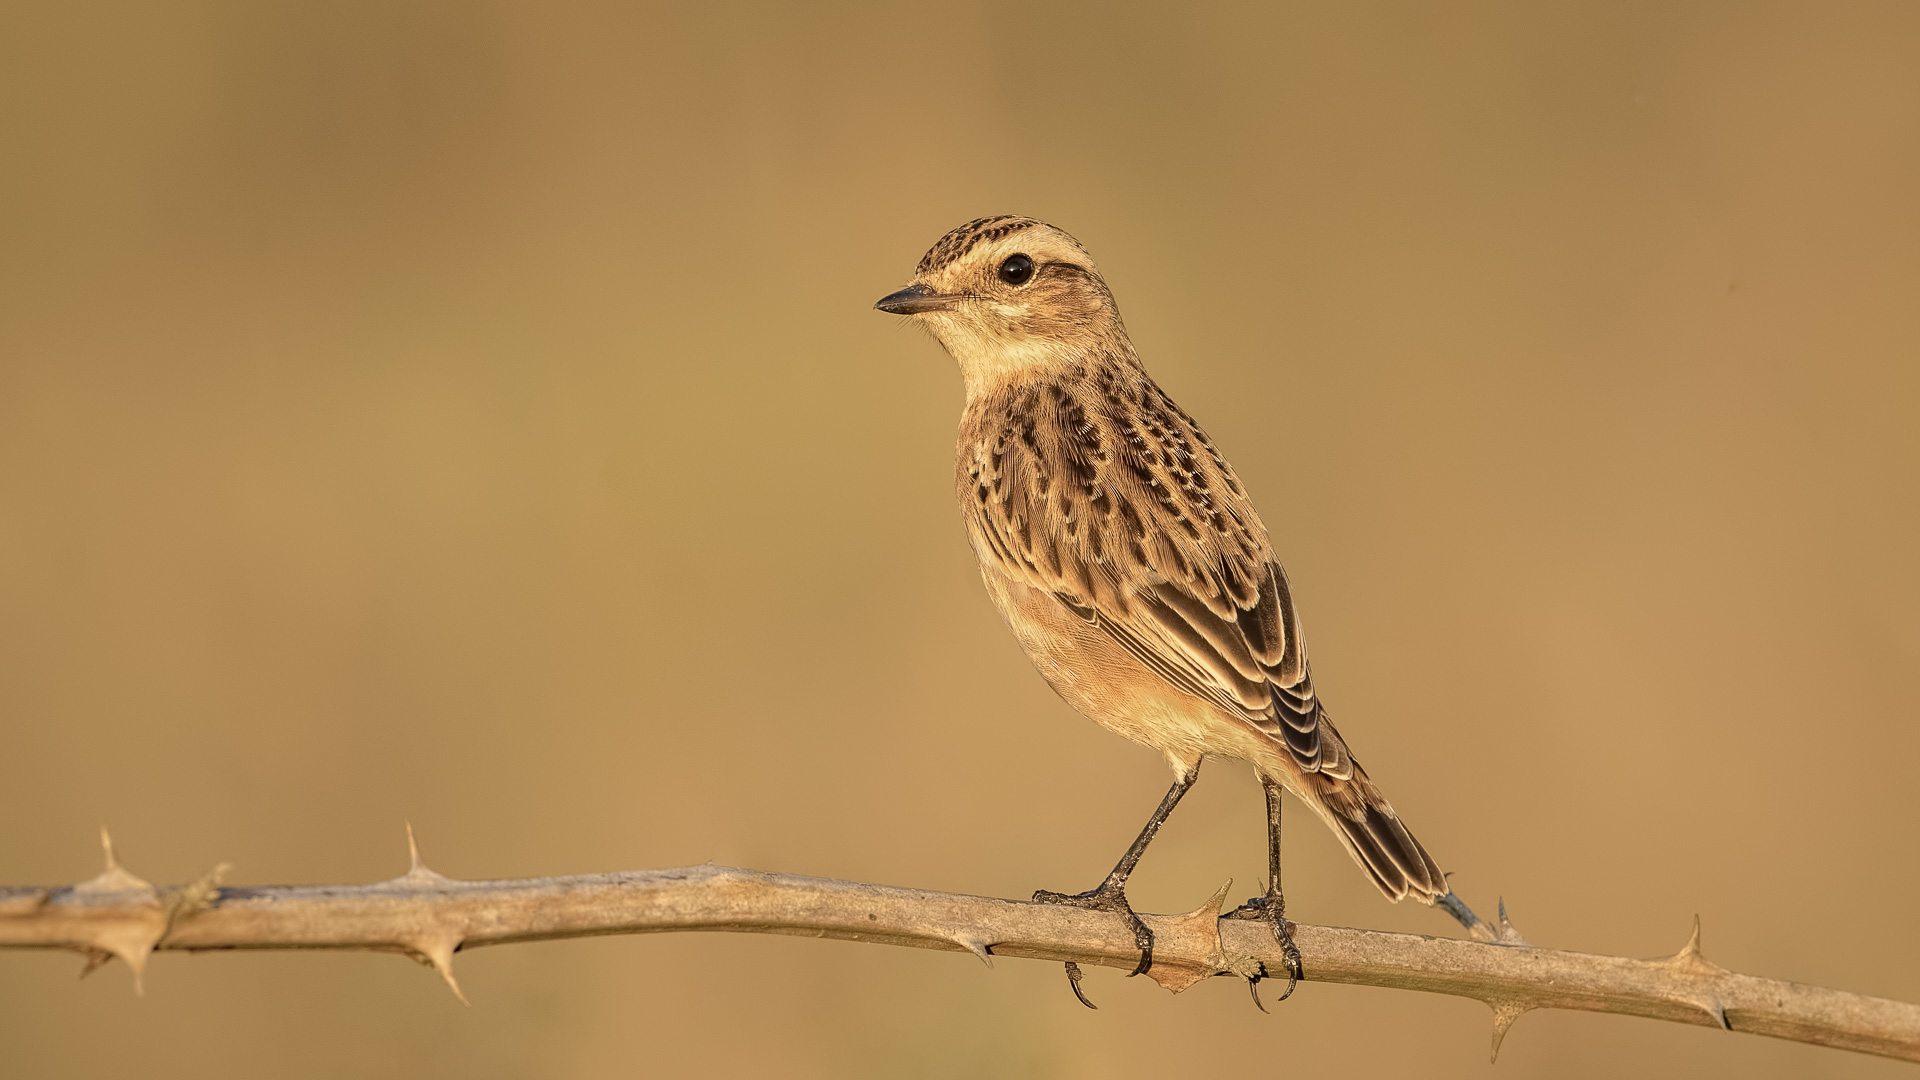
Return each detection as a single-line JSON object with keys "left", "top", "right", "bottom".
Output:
{"left": 874, "top": 216, "right": 1484, "bottom": 1004}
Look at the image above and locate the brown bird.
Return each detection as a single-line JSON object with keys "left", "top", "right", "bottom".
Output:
{"left": 875, "top": 216, "right": 1484, "bottom": 1005}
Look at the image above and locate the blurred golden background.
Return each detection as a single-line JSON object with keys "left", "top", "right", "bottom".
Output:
{"left": 2, "top": 2, "right": 1916, "bottom": 1076}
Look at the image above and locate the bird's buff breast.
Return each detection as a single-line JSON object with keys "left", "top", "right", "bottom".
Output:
{"left": 974, "top": 564, "right": 1281, "bottom": 778}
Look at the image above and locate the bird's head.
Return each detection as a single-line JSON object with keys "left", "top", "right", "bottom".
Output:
{"left": 874, "top": 216, "right": 1128, "bottom": 389}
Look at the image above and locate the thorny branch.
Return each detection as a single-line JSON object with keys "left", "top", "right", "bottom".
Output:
{"left": 4, "top": 830, "right": 1917, "bottom": 1064}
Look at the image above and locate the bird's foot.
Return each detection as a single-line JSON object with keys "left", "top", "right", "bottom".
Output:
{"left": 1227, "top": 892, "right": 1301, "bottom": 1009}
{"left": 1031, "top": 879, "right": 1155, "bottom": 978}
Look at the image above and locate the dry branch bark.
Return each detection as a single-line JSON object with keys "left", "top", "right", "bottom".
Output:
{"left": 3, "top": 831, "right": 1916, "bottom": 1064}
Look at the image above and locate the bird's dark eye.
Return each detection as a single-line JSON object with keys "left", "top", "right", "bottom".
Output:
{"left": 997, "top": 253, "right": 1035, "bottom": 286}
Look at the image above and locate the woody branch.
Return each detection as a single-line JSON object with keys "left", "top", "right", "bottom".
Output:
{"left": 3, "top": 830, "right": 1916, "bottom": 1065}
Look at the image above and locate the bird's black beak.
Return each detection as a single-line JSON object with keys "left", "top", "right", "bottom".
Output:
{"left": 873, "top": 283, "right": 959, "bottom": 315}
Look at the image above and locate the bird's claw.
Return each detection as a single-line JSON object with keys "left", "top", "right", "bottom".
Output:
{"left": 1062, "top": 961, "right": 1097, "bottom": 1009}
{"left": 1245, "top": 962, "right": 1271, "bottom": 1013}
{"left": 1032, "top": 881, "right": 1155, "bottom": 977}
{"left": 1228, "top": 893, "right": 1301, "bottom": 1007}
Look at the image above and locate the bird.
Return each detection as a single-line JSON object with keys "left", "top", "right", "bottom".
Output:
{"left": 873, "top": 215, "right": 1485, "bottom": 1006}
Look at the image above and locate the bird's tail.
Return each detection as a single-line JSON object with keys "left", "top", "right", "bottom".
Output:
{"left": 1302, "top": 757, "right": 1449, "bottom": 905}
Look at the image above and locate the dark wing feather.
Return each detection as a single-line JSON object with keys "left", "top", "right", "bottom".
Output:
{"left": 958, "top": 371, "right": 1336, "bottom": 779}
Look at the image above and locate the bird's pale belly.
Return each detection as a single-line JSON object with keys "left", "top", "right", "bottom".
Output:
{"left": 979, "top": 566, "right": 1299, "bottom": 786}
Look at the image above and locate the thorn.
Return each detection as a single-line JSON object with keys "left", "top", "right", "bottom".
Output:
{"left": 950, "top": 935, "right": 994, "bottom": 968}
{"left": 76, "top": 947, "right": 114, "bottom": 980}
{"left": 397, "top": 822, "right": 452, "bottom": 886}
{"left": 75, "top": 830, "right": 154, "bottom": 896}
{"left": 70, "top": 828, "right": 164, "bottom": 992}
{"left": 415, "top": 934, "right": 469, "bottom": 1005}
{"left": 1662, "top": 914, "right": 1731, "bottom": 1029}
{"left": 121, "top": 945, "right": 150, "bottom": 995}
{"left": 1064, "top": 961, "right": 1097, "bottom": 1009}
{"left": 1491, "top": 896, "right": 1529, "bottom": 946}
{"left": 1488, "top": 999, "right": 1530, "bottom": 1062}
{"left": 161, "top": 863, "right": 231, "bottom": 936}
{"left": 1662, "top": 913, "right": 1729, "bottom": 977}
{"left": 1676, "top": 914, "right": 1705, "bottom": 961}
{"left": 1141, "top": 879, "right": 1237, "bottom": 994}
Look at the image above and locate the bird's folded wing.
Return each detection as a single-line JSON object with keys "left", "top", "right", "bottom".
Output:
{"left": 1103, "top": 570, "right": 1349, "bottom": 781}
{"left": 964, "top": 397, "right": 1349, "bottom": 781}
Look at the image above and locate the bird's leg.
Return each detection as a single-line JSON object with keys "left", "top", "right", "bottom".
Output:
{"left": 1228, "top": 777, "right": 1302, "bottom": 1007}
{"left": 1033, "top": 762, "right": 1201, "bottom": 983}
